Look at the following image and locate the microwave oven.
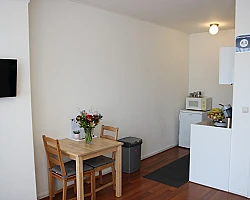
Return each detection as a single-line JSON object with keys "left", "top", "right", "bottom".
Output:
{"left": 186, "top": 97, "right": 212, "bottom": 111}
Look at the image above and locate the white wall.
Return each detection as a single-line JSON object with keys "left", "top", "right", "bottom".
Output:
{"left": 229, "top": 0, "right": 250, "bottom": 197}
{"left": 189, "top": 30, "right": 234, "bottom": 107}
{"left": 29, "top": 0, "right": 189, "bottom": 197}
{"left": 0, "top": 0, "right": 37, "bottom": 199}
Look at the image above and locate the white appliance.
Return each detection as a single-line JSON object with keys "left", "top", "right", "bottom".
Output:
{"left": 186, "top": 97, "right": 212, "bottom": 111}
{"left": 179, "top": 110, "right": 208, "bottom": 148}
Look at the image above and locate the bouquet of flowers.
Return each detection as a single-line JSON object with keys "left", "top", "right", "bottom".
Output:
{"left": 72, "top": 109, "right": 103, "bottom": 143}
{"left": 74, "top": 110, "right": 103, "bottom": 129}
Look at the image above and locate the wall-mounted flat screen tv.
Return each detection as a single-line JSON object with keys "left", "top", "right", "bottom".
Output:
{"left": 0, "top": 59, "right": 17, "bottom": 98}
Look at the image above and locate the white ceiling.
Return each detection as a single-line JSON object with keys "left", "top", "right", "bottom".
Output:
{"left": 71, "top": 0, "right": 235, "bottom": 34}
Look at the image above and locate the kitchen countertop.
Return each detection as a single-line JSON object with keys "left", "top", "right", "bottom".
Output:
{"left": 196, "top": 120, "right": 231, "bottom": 129}
{"left": 196, "top": 120, "right": 215, "bottom": 126}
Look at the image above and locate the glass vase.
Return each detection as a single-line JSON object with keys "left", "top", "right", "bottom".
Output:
{"left": 84, "top": 127, "right": 93, "bottom": 144}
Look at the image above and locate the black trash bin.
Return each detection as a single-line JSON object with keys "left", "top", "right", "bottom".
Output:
{"left": 118, "top": 136, "right": 143, "bottom": 173}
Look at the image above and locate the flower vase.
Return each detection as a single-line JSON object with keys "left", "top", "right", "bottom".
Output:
{"left": 84, "top": 127, "right": 93, "bottom": 144}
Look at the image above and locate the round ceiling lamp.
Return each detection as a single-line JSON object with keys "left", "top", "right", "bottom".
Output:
{"left": 209, "top": 24, "right": 219, "bottom": 35}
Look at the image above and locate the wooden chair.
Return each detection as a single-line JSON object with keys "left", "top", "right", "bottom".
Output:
{"left": 84, "top": 125, "right": 119, "bottom": 193}
{"left": 42, "top": 135, "right": 96, "bottom": 200}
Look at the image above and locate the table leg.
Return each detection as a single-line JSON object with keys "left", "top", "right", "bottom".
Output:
{"left": 115, "top": 145, "right": 122, "bottom": 197}
{"left": 76, "top": 156, "right": 84, "bottom": 200}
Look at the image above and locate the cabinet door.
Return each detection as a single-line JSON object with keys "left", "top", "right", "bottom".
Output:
{"left": 219, "top": 47, "right": 234, "bottom": 84}
{"left": 190, "top": 125, "right": 231, "bottom": 192}
{"left": 179, "top": 112, "right": 202, "bottom": 148}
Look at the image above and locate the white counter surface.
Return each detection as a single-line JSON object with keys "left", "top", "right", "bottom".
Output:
{"left": 196, "top": 119, "right": 231, "bottom": 129}
{"left": 196, "top": 119, "right": 215, "bottom": 126}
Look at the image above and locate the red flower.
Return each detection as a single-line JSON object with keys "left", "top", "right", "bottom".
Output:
{"left": 86, "top": 115, "right": 92, "bottom": 121}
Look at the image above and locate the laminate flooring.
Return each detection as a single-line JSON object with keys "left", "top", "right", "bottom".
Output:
{"left": 41, "top": 147, "right": 248, "bottom": 200}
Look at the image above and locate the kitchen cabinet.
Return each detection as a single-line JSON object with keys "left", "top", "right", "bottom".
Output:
{"left": 189, "top": 121, "right": 232, "bottom": 192}
{"left": 219, "top": 46, "right": 235, "bottom": 84}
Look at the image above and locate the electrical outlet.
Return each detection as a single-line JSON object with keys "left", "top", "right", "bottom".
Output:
{"left": 242, "top": 107, "right": 249, "bottom": 113}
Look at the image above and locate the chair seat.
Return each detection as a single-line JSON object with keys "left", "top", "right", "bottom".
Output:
{"left": 85, "top": 155, "right": 114, "bottom": 168}
{"left": 52, "top": 160, "right": 93, "bottom": 178}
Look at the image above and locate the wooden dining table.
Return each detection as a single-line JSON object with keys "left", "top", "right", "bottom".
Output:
{"left": 59, "top": 137, "right": 123, "bottom": 199}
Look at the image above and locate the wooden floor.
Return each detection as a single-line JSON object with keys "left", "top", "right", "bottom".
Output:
{"left": 42, "top": 147, "right": 248, "bottom": 200}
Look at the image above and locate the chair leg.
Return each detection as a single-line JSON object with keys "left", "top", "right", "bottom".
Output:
{"left": 99, "top": 171, "right": 103, "bottom": 184}
{"left": 62, "top": 180, "right": 67, "bottom": 200}
{"left": 48, "top": 172, "right": 54, "bottom": 200}
{"left": 90, "top": 172, "right": 96, "bottom": 200}
{"left": 74, "top": 179, "right": 77, "bottom": 194}
{"left": 111, "top": 164, "right": 116, "bottom": 190}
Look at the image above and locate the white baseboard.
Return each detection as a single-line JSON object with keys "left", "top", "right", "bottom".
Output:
{"left": 141, "top": 143, "right": 177, "bottom": 160}
{"left": 38, "top": 191, "right": 49, "bottom": 199}
{"left": 228, "top": 189, "right": 248, "bottom": 198}
{"left": 37, "top": 144, "right": 177, "bottom": 199}
{"left": 37, "top": 182, "right": 74, "bottom": 199}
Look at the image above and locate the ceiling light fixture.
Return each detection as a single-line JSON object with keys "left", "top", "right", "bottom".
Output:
{"left": 209, "top": 24, "right": 219, "bottom": 35}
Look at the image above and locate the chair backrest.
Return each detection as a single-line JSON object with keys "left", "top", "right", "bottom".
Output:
{"left": 42, "top": 135, "right": 66, "bottom": 176}
{"left": 100, "top": 125, "right": 119, "bottom": 159}
{"left": 100, "top": 125, "right": 119, "bottom": 141}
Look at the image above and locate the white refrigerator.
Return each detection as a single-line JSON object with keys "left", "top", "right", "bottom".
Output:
{"left": 178, "top": 109, "right": 208, "bottom": 148}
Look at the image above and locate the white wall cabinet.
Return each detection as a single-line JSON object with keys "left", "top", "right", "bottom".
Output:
{"left": 219, "top": 47, "right": 235, "bottom": 84}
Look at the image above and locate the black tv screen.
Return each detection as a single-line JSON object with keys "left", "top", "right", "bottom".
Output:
{"left": 0, "top": 59, "right": 17, "bottom": 98}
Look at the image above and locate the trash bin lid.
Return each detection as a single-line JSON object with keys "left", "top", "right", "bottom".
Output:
{"left": 118, "top": 136, "right": 143, "bottom": 147}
